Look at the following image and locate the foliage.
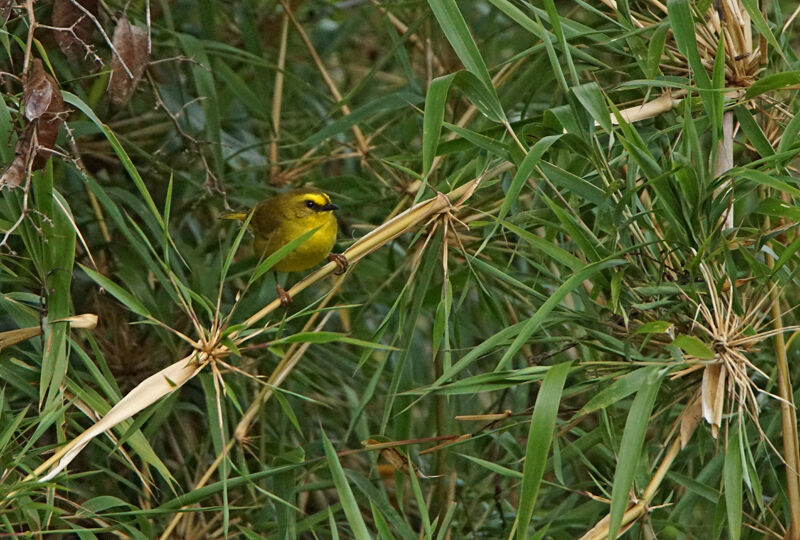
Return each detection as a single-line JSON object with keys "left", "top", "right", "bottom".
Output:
{"left": 2, "top": 0, "right": 800, "bottom": 538}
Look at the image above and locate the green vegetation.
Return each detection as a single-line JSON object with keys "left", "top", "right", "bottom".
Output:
{"left": 2, "top": 0, "right": 800, "bottom": 538}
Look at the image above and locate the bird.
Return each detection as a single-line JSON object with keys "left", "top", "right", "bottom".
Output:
{"left": 224, "top": 188, "right": 348, "bottom": 305}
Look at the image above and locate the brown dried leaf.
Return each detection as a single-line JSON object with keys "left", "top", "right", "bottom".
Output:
{"left": 51, "top": 0, "right": 99, "bottom": 59}
{"left": 0, "top": 326, "right": 42, "bottom": 351}
{"left": 108, "top": 16, "right": 149, "bottom": 108}
{"left": 0, "top": 156, "right": 27, "bottom": 188}
{"left": 55, "top": 313, "right": 99, "bottom": 329}
{"left": 3, "top": 59, "right": 68, "bottom": 188}
{"left": 27, "top": 61, "right": 66, "bottom": 168}
{"left": 701, "top": 363, "right": 726, "bottom": 438}
{"left": 23, "top": 59, "right": 55, "bottom": 121}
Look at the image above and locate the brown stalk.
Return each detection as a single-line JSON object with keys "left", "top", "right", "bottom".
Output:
{"left": 766, "top": 254, "right": 800, "bottom": 537}
{"left": 268, "top": 12, "right": 289, "bottom": 183}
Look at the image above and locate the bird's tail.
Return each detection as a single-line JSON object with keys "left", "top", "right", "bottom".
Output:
{"left": 220, "top": 211, "right": 249, "bottom": 221}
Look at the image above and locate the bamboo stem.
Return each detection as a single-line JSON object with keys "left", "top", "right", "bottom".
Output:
{"left": 767, "top": 255, "right": 800, "bottom": 539}
{"left": 268, "top": 12, "right": 290, "bottom": 182}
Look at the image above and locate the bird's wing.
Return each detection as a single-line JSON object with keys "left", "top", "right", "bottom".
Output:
{"left": 251, "top": 198, "right": 282, "bottom": 237}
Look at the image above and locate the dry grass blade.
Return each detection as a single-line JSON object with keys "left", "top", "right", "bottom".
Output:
{"left": 35, "top": 354, "right": 206, "bottom": 482}
{"left": 0, "top": 327, "right": 41, "bottom": 352}
{"left": 0, "top": 314, "right": 97, "bottom": 352}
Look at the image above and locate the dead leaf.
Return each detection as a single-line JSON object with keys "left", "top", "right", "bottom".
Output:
{"left": 25, "top": 60, "right": 66, "bottom": 165}
{"left": 108, "top": 16, "right": 149, "bottom": 108}
{"left": 38, "top": 354, "right": 206, "bottom": 482}
{"left": 701, "top": 363, "right": 726, "bottom": 438}
{"left": 0, "top": 155, "right": 27, "bottom": 188}
{"left": 362, "top": 438, "right": 433, "bottom": 478}
{"left": 23, "top": 59, "right": 55, "bottom": 120}
{"left": 55, "top": 313, "right": 99, "bottom": 329}
{"left": 25, "top": 59, "right": 66, "bottom": 153}
{"left": 51, "top": 0, "right": 99, "bottom": 59}
{"left": 2, "top": 60, "right": 67, "bottom": 189}
{"left": 0, "top": 326, "right": 42, "bottom": 351}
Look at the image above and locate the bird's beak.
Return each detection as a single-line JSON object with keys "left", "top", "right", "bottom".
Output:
{"left": 322, "top": 202, "right": 339, "bottom": 211}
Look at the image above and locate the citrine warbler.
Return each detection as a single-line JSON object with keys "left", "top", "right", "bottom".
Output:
{"left": 225, "top": 188, "right": 347, "bottom": 305}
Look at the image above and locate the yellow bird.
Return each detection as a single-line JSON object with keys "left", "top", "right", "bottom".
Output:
{"left": 225, "top": 188, "right": 347, "bottom": 305}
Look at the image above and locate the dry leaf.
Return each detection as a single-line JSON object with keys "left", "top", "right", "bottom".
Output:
{"left": 107, "top": 16, "right": 149, "bottom": 108}
{"left": 23, "top": 59, "right": 55, "bottom": 121}
{"left": 0, "top": 155, "right": 28, "bottom": 188}
{"left": 0, "top": 314, "right": 98, "bottom": 352}
{"left": 701, "top": 363, "right": 726, "bottom": 438}
{"left": 38, "top": 354, "right": 206, "bottom": 482}
{"left": 51, "top": 0, "right": 99, "bottom": 59}
{"left": 24, "top": 59, "right": 66, "bottom": 165}
{"left": 0, "top": 326, "right": 42, "bottom": 351}
{"left": 362, "top": 438, "right": 432, "bottom": 478}
{"left": 1, "top": 59, "right": 67, "bottom": 188}
{"left": 55, "top": 313, "right": 99, "bottom": 329}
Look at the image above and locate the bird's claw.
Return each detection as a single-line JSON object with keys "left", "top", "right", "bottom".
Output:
{"left": 276, "top": 284, "right": 292, "bottom": 307}
{"left": 328, "top": 253, "right": 349, "bottom": 275}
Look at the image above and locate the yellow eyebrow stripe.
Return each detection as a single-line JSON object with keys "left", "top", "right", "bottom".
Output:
{"left": 305, "top": 193, "right": 330, "bottom": 206}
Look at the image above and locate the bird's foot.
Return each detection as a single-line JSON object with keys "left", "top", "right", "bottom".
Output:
{"left": 328, "top": 252, "right": 349, "bottom": 275}
{"left": 276, "top": 284, "right": 292, "bottom": 307}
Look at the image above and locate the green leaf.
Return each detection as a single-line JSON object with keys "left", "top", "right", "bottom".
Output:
{"left": 673, "top": 335, "right": 715, "bottom": 359}
{"left": 321, "top": 431, "right": 371, "bottom": 540}
{"left": 734, "top": 167, "right": 800, "bottom": 198}
{"left": 422, "top": 74, "right": 457, "bottom": 176}
{"left": 607, "top": 367, "right": 664, "bottom": 539}
{"left": 724, "top": 425, "right": 743, "bottom": 540}
{"left": 745, "top": 71, "right": 800, "bottom": 100}
{"left": 515, "top": 361, "right": 572, "bottom": 539}
{"left": 634, "top": 321, "right": 674, "bottom": 335}
{"left": 79, "top": 264, "right": 152, "bottom": 320}
{"left": 572, "top": 82, "right": 611, "bottom": 133}
{"left": 501, "top": 220, "right": 584, "bottom": 271}
{"left": 496, "top": 259, "right": 625, "bottom": 371}
{"left": 428, "top": 0, "right": 506, "bottom": 122}
{"left": 734, "top": 106, "right": 775, "bottom": 158}
{"left": 304, "top": 91, "right": 423, "bottom": 147}
{"left": 504, "top": 137, "right": 561, "bottom": 213}
{"left": 667, "top": 0, "right": 714, "bottom": 120}
{"left": 539, "top": 161, "right": 607, "bottom": 206}
{"left": 272, "top": 332, "right": 396, "bottom": 350}
{"left": 646, "top": 23, "right": 669, "bottom": 79}
{"left": 577, "top": 367, "right": 654, "bottom": 416}
{"left": 63, "top": 92, "right": 167, "bottom": 233}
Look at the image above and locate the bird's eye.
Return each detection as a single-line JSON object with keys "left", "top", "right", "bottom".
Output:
{"left": 305, "top": 200, "right": 315, "bottom": 209}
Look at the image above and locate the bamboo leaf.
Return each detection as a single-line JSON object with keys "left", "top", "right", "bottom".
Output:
{"left": 515, "top": 360, "right": 572, "bottom": 539}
